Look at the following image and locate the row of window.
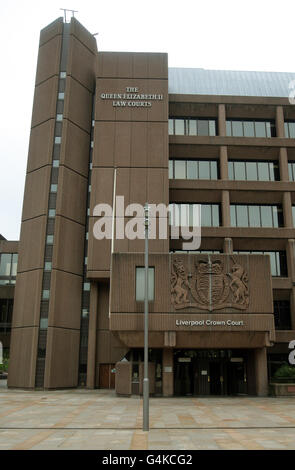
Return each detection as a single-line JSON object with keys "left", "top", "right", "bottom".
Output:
{"left": 169, "top": 117, "right": 295, "bottom": 138}
{"left": 170, "top": 203, "right": 285, "bottom": 228}
{"left": 169, "top": 159, "right": 282, "bottom": 181}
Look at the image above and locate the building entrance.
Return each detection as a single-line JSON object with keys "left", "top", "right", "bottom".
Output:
{"left": 173, "top": 349, "right": 247, "bottom": 396}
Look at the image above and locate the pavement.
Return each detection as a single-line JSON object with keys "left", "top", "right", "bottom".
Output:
{"left": 0, "top": 380, "right": 295, "bottom": 450}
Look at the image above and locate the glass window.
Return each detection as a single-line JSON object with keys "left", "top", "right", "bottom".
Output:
{"left": 11, "top": 254, "right": 18, "bottom": 276}
{"left": 50, "top": 184, "right": 57, "bottom": 193}
{"left": 212, "top": 205, "right": 220, "bottom": 227}
{"left": 168, "top": 119, "right": 174, "bottom": 135}
{"left": 83, "top": 282, "right": 90, "bottom": 291}
{"left": 201, "top": 205, "right": 211, "bottom": 226}
{"left": 52, "top": 160, "right": 59, "bottom": 168}
{"left": 285, "top": 122, "right": 289, "bottom": 138}
{"left": 56, "top": 114, "right": 63, "bottom": 121}
{"left": 254, "top": 121, "right": 266, "bottom": 137}
{"left": 60, "top": 72, "right": 66, "bottom": 78}
{"left": 44, "top": 262, "right": 52, "bottom": 271}
{"left": 42, "top": 290, "right": 50, "bottom": 300}
{"left": 230, "top": 205, "right": 236, "bottom": 226}
{"left": 46, "top": 235, "right": 54, "bottom": 245}
{"left": 257, "top": 162, "right": 270, "bottom": 181}
{"left": 260, "top": 206, "right": 273, "bottom": 227}
{"left": 198, "top": 120, "right": 209, "bottom": 136}
{"left": 289, "top": 122, "right": 295, "bottom": 138}
{"left": 228, "top": 161, "right": 234, "bottom": 180}
{"left": 248, "top": 205, "right": 260, "bottom": 227}
{"left": 0, "top": 254, "right": 11, "bottom": 276}
{"left": 232, "top": 121, "right": 243, "bottom": 137}
{"left": 288, "top": 163, "right": 295, "bottom": 181}
{"left": 169, "top": 160, "right": 173, "bottom": 179}
{"left": 198, "top": 161, "right": 210, "bottom": 179}
{"left": 209, "top": 120, "right": 216, "bottom": 136}
{"left": 236, "top": 205, "right": 249, "bottom": 227}
{"left": 210, "top": 161, "right": 218, "bottom": 179}
{"left": 187, "top": 160, "right": 198, "bottom": 179}
{"left": 174, "top": 160, "right": 186, "bottom": 179}
{"left": 188, "top": 119, "right": 197, "bottom": 136}
{"left": 243, "top": 121, "right": 255, "bottom": 137}
{"left": 246, "top": 162, "right": 257, "bottom": 181}
{"left": 226, "top": 121, "right": 232, "bottom": 136}
{"left": 58, "top": 92, "right": 65, "bottom": 100}
{"left": 40, "top": 318, "right": 48, "bottom": 329}
{"left": 136, "top": 267, "right": 155, "bottom": 301}
{"left": 54, "top": 137, "right": 61, "bottom": 144}
{"left": 48, "top": 209, "right": 56, "bottom": 218}
{"left": 174, "top": 119, "right": 185, "bottom": 135}
{"left": 234, "top": 161, "right": 246, "bottom": 180}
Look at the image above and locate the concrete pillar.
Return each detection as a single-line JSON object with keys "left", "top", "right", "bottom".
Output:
{"left": 276, "top": 106, "right": 285, "bottom": 138}
{"left": 219, "top": 146, "right": 228, "bottom": 180}
{"left": 254, "top": 347, "right": 268, "bottom": 396}
{"left": 283, "top": 192, "right": 293, "bottom": 228}
{"left": 162, "top": 348, "right": 174, "bottom": 396}
{"left": 218, "top": 104, "right": 226, "bottom": 137}
{"left": 86, "top": 282, "right": 98, "bottom": 389}
{"left": 279, "top": 147, "right": 289, "bottom": 181}
{"left": 223, "top": 237, "right": 233, "bottom": 254}
{"left": 286, "top": 239, "right": 295, "bottom": 281}
{"left": 222, "top": 190, "right": 231, "bottom": 227}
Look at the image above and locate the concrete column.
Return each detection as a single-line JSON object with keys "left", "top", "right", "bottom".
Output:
{"left": 162, "top": 348, "right": 174, "bottom": 396}
{"left": 283, "top": 192, "right": 293, "bottom": 228}
{"left": 223, "top": 237, "right": 233, "bottom": 254}
{"left": 219, "top": 146, "right": 228, "bottom": 180}
{"left": 222, "top": 190, "right": 231, "bottom": 227}
{"left": 279, "top": 147, "right": 289, "bottom": 181}
{"left": 218, "top": 104, "right": 226, "bottom": 137}
{"left": 276, "top": 106, "right": 285, "bottom": 138}
{"left": 254, "top": 347, "right": 268, "bottom": 396}
{"left": 286, "top": 239, "right": 295, "bottom": 281}
{"left": 86, "top": 282, "right": 98, "bottom": 389}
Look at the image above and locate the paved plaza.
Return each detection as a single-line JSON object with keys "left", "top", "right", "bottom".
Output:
{"left": 0, "top": 380, "right": 295, "bottom": 450}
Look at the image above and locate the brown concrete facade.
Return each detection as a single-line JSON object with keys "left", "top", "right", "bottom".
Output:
{"left": 4, "top": 17, "right": 295, "bottom": 396}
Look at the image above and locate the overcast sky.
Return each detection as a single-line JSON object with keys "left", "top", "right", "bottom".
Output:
{"left": 1, "top": 0, "right": 294, "bottom": 240}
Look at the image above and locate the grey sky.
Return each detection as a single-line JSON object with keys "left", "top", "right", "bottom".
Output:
{"left": 0, "top": 0, "right": 294, "bottom": 240}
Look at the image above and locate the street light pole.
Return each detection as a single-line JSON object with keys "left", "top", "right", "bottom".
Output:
{"left": 143, "top": 203, "right": 149, "bottom": 432}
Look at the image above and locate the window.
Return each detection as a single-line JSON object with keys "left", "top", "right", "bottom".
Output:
{"left": 169, "top": 118, "right": 217, "bottom": 136}
{"left": 50, "top": 184, "right": 58, "bottom": 193}
{"left": 0, "top": 253, "right": 18, "bottom": 285}
{"left": 54, "top": 137, "right": 61, "bottom": 144}
{"left": 228, "top": 161, "right": 279, "bottom": 181}
{"left": 230, "top": 205, "right": 283, "bottom": 228}
{"left": 169, "top": 160, "right": 218, "bottom": 180}
{"left": 52, "top": 160, "right": 59, "bottom": 168}
{"left": 46, "top": 235, "right": 54, "bottom": 245}
{"left": 58, "top": 92, "right": 65, "bottom": 100}
{"left": 292, "top": 206, "right": 295, "bottom": 227}
{"left": 274, "top": 301, "right": 291, "bottom": 329}
{"left": 60, "top": 72, "right": 66, "bottom": 78}
{"left": 226, "top": 119, "right": 276, "bottom": 137}
{"left": 136, "top": 267, "right": 155, "bottom": 301}
{"left": 42, "top": 290, "right": 50, "bottom": 300}
{"left": 233, "top": 251, "right": 287, "bottom": 276}
{"left": 48, "top": 209, "right": 56, "bottom": 218}
{"left": 44, "top": 262, "right": 52, "bottom": 271}
{"left": 284, "top": 121, "right": 295, "bottom": 138}
{"left": 56, "top": 114, "right": 63, "bottom": 122}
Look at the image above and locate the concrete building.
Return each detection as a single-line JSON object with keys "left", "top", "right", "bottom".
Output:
{"left": 4, "top": 16, "right": 295, "bottom": 395}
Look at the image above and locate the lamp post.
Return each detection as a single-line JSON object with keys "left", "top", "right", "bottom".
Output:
{"left": 143, "top": 203, "right": 149, "bottom": 431}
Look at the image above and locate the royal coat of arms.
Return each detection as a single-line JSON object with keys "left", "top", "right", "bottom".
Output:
{"left": 171, "top": 256, "right": 249, "bottom": 311}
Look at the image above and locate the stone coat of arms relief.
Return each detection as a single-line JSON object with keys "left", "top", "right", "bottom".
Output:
{"left": 171, "top": 256, "right": 249, "bottom": 311}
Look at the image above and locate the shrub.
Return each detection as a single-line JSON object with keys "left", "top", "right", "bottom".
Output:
{"left": 274, "top": 363, "right": 295, "bottom": 379}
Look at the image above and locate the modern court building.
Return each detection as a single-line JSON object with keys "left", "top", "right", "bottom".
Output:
{"left": 3, "top": 16, "right": 295, "bottom": 395}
